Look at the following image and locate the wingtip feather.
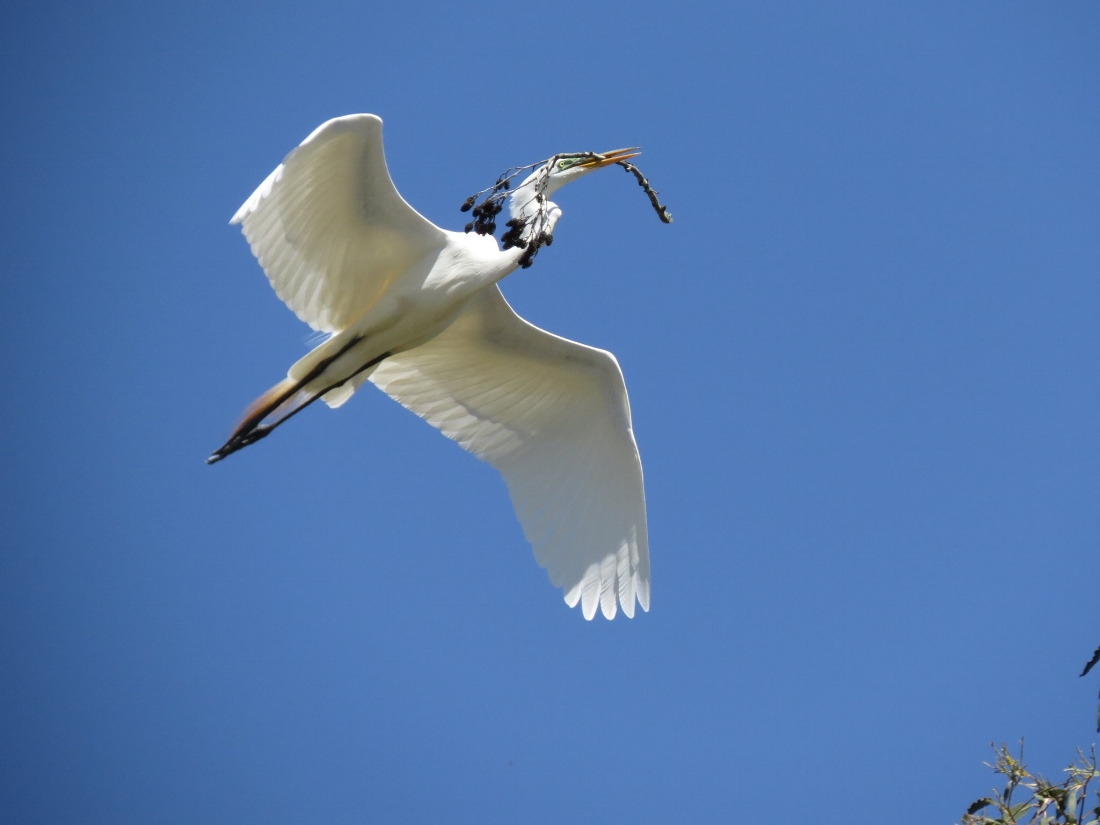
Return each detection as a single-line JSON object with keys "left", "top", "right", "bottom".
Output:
{"left": 636, "top": 577, "right": 651, "bottom": 612}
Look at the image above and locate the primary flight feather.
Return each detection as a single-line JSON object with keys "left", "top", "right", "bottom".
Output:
{"left": 209, "top": 114, "right": 667, "bottom": 620}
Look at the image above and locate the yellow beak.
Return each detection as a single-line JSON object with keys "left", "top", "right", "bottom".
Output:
{"left": 578, "top": 147, "right": 642, "bottom": 169}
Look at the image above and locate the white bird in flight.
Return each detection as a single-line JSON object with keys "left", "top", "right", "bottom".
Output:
{"left": 209, "top": 114, "right": 669, "bottom": 620}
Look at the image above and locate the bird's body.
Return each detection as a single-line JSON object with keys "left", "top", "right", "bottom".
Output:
{"left": 211, "top": 114, "right": 659, "bottom": 620}
{"left": 277, "top": 230, "right": 511, "bottom": 411}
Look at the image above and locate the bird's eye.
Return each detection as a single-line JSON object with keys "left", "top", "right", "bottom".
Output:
{"left": 557, "top": 159, "right": 577, "bottom": 171}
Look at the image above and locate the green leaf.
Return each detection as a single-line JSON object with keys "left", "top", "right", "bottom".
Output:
{"left": 968, "top": 798, "right": 996, "bottom": 815}
{"left": 1008, "top": 800, "right": 1034, "bottom": 820}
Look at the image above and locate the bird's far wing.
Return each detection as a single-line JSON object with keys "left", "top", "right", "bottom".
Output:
{"left": 232, "top": 114, "right": 447, "bottom": 333}
{"left": 369, "top": 286, "right": 650, "bottom": 620}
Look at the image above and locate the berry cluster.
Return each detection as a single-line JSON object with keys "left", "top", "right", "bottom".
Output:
{"left": 516, "top": 226, "right": 553, "bottom": 269}
{"left": 499, "top": 213, "right": 553, "bottom": 269}
{"left": 460, "top": 176, "right": 510, "bottom": 236}
{"left": 500, "top": 218, "right": 528, "bottom": 251}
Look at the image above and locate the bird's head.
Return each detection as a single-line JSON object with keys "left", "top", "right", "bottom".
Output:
{"left": 500, "top": 148, "right": 641, "bottom": 265}
{"left": 539, "top": 147, "right": 641, "bottom": 197}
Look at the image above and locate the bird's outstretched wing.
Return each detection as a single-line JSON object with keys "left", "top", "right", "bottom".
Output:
{"left": 370, "top": 286, "right": 650, "bottom": 620}
{"left": 231, "top": 114, "right": 447, "bottom": 333}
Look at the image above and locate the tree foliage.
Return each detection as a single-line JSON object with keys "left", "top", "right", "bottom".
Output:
{"left": 961, "top": 743, "right": 1099, "bottom": 825}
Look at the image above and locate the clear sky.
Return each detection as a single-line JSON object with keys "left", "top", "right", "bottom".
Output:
{"left": 1, "top": 1, "right": 1097, "bottom": 822}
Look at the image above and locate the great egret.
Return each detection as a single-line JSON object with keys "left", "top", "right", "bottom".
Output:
{"left": 208, "top": 114, "right": 670, "bottom": 620}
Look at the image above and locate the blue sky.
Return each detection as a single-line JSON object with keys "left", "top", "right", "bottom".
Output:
{"left": 1, "top": 1, "right": 1097, "bottom": 822}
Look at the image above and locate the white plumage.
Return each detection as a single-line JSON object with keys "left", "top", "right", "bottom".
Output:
{"left": 230, "top": 116, "right": 445, "bottom": 333}
{"left": 213, "top": 114, "right": 652, "bottom": 620}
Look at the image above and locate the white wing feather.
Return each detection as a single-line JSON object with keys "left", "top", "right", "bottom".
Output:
{"left": 231, "top": 114, "right": 446, "bottom": 332}
{"left": 369, "top": 286, "right": 650, "bottom": 620}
